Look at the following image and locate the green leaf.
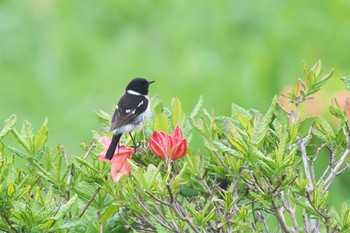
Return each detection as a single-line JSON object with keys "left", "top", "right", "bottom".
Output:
{"left": 214, "top": 141, "right": 245, "bottom": 160}
{"left": 249, "top": 191, "right": 270, "bottom": 206}
{"left": 52, "top": 217, "right": 82, "bottom": 231}
{"left": 299, "top": 117, "right": 315, "bottom": 137}
{"left": 329, "top": 98, "right": 347, "bottom": 120}
{"left": 340, "top": 77, "right": 350, "bottom": 91}
{"left": 16, "top": 185, "right": 31, "bottom": 199}
{"left": 251, "top": 116, "right": 267, "bottom": 145}
{"left": 33, "top": 118, "right": 49, "bottom": 155}
{"left": 74, "top": 156, "right": 99, "bottom": 173}
{"left": 293, "top": 80, "right": 299, "bottom": 96}
{"left": 306, "top": 70, "right": 316, "bottom": 90}
{"left": 101, "top": 204, "right": 118, "bottom": 225}
{"left": 171, "top": 97, "right": 183, "bottom": 128}
{"left": 190, "top": 95, "right": 203, "bottom": 118}
{"left": 311, "top": 60, "right": 322, "bottom": 78}
{"left": 153, "top": 113, "right": 170, "bottom": 134}
{"left": 52, "top": 194, "right": 78, "bottom": 220}
{"left": 0, "top": 114, "right": 17, "bottom": 140}
{"left": 232, "top": 103, "right": 252, "bottom": 120}
{"left": 94, "top": 109, "right": 110, "bottom": 125}
{"left": 7, "top": 182, "right": 15, "bottom": 196}
{"left": 314, "top": 117, "right": 335, "bottom": 140}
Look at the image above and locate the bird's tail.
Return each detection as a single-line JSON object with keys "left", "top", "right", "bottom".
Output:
{"left": 105, "top": 133, "right": 122, "bottom": 160}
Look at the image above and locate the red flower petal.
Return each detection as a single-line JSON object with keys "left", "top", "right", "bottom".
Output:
{"left": 149, "top": 131, "right": 168, "bottom": 160}
{"left": 171, "top": 138, "right": 188, "bottom": 161}
{"left": 97, "top": 136, "right": 134, "bottom": 182}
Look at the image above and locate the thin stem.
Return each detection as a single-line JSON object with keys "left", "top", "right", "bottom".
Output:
{"left": 79, "top": 187, "right": 101, "bottom": 218}
{"left": 133, "top": 193, "right": 172, "bottom": 231}
{"left": 84, "top": 140, "right": 97, "bottom": 159}
{"left": 118, "top": 212, "right": 136, "bottom": 231}
{"left": 213, "top": 150, "right": 230, "bottom": 171}
{"left": 166, "top": 184, "right": 201, "bottom": 233}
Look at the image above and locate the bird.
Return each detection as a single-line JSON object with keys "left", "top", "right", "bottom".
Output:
{"left": 105, "top": 78, "right": 155, "bottom": 160}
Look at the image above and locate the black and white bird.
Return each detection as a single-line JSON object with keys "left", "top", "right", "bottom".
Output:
{"left": 105, "top": 78, "right": 154, "bottom": 160}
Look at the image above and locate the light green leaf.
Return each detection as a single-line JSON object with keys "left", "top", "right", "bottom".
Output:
{"left": 232, "top": 103, "right": 251, "bottom": 120}
{"left": 190, "top": 95, "right": 203, "bottom": 118}
{"left": 315, "top": 117, "right": 335, "bottom": 140}
{"left": 311, "top": 60, "right": 322, "bottom": 78}
{"left": 251, "top": 116, "right": 267, "bottom": 145}
{"left": 340, "top": 76, "right": 350, "bottom": 91}
{"left": 74, "top": 156, "right": 99, "bottom": 173}
{"left": 0, "top": 114, "right": 17, "bottom": 140}
{"left": 101, "top": 204, "right": 118, "bottom": 225}
{"left": 52, "top": 194, "right": 78, "bottom": 220}
{"left": 16, "top": 185, "right": 31, "bottom": 199}
{"left": 153, "top": 113, "right": 170, "bottom": 134}
{"left": 249, "top": 191, "right": 270, "bottom": 206}
{"left": 171, "top": 97, "right": 183, "bottom": 128}
{"left": 7, "top": 182, "right": 15, "bottom": 196}
{"left": 306, "top": 70, "right": 316, "bottom": 89}
{"left": 94, "top": 109, "right": 110, "bottom": 125}
{"left": 214, "top": 141, "right": 245, "bottom": 160}
{"left": 33, "top": 118, "right": 49, "bottom": 154}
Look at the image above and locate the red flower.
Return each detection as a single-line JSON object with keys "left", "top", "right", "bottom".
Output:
{"left": 149, "top": 126, "right": 188, "bottom": 161}
{"left": 97, "top": 136, "right": 134, "bottom": 182}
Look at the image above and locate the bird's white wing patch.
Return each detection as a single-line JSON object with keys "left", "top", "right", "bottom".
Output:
{"left": 137, "top": 100, "right": 144, "bottom": 107}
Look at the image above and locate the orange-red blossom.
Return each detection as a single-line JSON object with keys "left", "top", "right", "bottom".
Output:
{"left": 97, "top": 136, "right": 134, "bottom": 182}
{"left": 149, "top": 126, "right": 188, "bottom": 161}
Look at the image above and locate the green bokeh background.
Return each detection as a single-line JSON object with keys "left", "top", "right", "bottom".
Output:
{"left": 1, "top": 0, "right": 349, "bottom": 210}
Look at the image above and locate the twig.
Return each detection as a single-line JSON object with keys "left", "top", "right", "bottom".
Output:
{"left": 323, "top": 126, "right": 350, "bottom": 192}
{"left": 133, "top": 193, "right": 172, "bottom": 231}
{"left": 84, "top": 140, "right": 97, "bottom": 159}
{"left": 279, "top": 191, "right": 299, "bottom": 232}
{"left": 303, "top": 209, "right": 310, "bottom": 233}
{"left": 118, "top": 212, "right": 136, "bottom": 231}
{"left": 213, "top": 150, "right": 230, "bottom": 171}
{"left": 257, "top": 210, "right": 271, "bottom": 233}
{"left": 60, "top": 145, "right": 69, "bottom": 165}
{"left": 250, "top": 171, "right": 265, "bottom": 194}
{"left": 79, "top": 187, "right": 101, "bottom": 218}
{"left": 145, "top": 190, "right": 170, "bottom": 206}
{"left": 166, "top": 184, "right": 201, "bottom": 233}
{"left": 298, "top": 131, "right": 314, "bottom": 192}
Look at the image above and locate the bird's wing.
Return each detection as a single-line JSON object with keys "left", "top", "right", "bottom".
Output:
{"left": 109, "top": 94, "right": 148, "bottom": 131}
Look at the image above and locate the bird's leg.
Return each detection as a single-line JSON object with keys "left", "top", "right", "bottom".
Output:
{"left": 129, "top": 133, "right": 140, "bottom": 150}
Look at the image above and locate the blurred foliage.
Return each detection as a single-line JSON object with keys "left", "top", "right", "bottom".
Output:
{"left": 1, "top": 0, "right": 350, "bottom": 155}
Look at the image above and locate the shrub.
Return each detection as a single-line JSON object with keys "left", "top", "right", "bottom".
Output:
{"left": 0, "top": 61, "right": 349, "bottom": 232}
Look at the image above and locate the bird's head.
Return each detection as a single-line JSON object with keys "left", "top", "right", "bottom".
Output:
{"left": 126, "top": 78, "right": 155, "bottom": 95}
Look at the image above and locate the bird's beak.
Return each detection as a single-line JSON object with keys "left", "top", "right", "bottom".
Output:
{"left": 147, "top": 80, "right": 155, "bottom": 86}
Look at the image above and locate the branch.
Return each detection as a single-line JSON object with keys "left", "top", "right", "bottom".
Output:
{"left": 279, "top": 191, "right": 299, "bottom": 232}
{"left": 298, "top": 131, "right": 314, "bottom": 192}
{"left": 271, "top": 198, "right": 291, "bottom": 233}
{"left": 323, "top": 126, "right": 350, "bottom": 192}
